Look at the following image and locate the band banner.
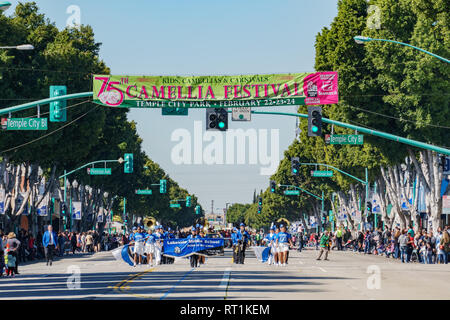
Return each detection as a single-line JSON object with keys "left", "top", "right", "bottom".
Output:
{"left": 93, "top": 72, "right": 338, "bottom": 108}
{"left": 162, "top": 238, "right": 224, "bottom": 258}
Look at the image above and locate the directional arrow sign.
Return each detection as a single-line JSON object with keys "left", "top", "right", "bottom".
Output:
{"left": 311, "top": 170, "right": 333, "bottom": 177}
{"left": 284, "top": 190, "right": 300, "bottom": 196}
{"left": 87, "top": 168, "right": 111, "bottom": 175}
{"left": 136, "top": 189, "right": 152, "bottom": 195}
{"left": 170, "top": 203, "right": 181, "bottom": 208}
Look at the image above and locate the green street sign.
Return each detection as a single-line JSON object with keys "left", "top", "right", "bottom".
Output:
{"left": 5, "top": 118, "right": 48, "bottom": 130}
{"left": 170, "top": 203, "right": 181, "bottom": 208}
{"left": 284, "top": 190, "right": 300, "bottom": 196}
{"left": 136, "top": 189, "right": 152, "bottom": 195}
{"left": 325, "top": 134, "right": 363, "bottom": 145}
{"left": 87, "top": 168, "right": 111, "bottom": 175}
{"left": 311, "top": 170, "right": 333, "bottom": 177}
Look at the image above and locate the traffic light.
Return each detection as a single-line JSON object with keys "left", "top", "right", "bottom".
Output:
{"left": 186, "top": 196, "right": 191, "bottom": 208}
{"left": 308, "top": 106, "right": 322, "bottom": 137}
{"left": 50, "top": 85, "right": 67, "bottom": 122}
{"left": 270, "top": 180, "right": 276, "bottom": 193}
{"left": 61, "top": 203, "right": 66, "bottom": 216}
{"left": 291, "top": 157, "right": 300, "bottom": 176}
{"left": 206, "top": 108, "right": 228, "bottom": 131}
{"left": 160, "top": 179, "right": 167, "bottom": 194}
{"left": 366, "top": 201, "right": 372, "bottom": 214}
{"left": 257, "top": 197, "right": 262, "bottom": 214}
{"left": 195, "top": 205, "right": 201, "bottom": 215}
{"left": 124, "top": 153, "right": 133, "bottom": 173}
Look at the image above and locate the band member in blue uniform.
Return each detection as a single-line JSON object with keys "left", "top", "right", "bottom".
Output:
{"left": 187, "top": 227, "right": 199, "bottom": 267}
{"left": 153, "top": 225, "right": 163, "bottom": 265}
{"left": 145, "top": 228, "right": 156, "bottom": 266}
{"left": 275, "top": 224, "right": 293, "bottom": 266}
{"left": 131, "top": 226, "right": 146, "bottom": 266}
{"left": 231, "top": 227, "right": 238, "bottom": 263}
{"left": 236, "top": 223, "right": 249, "bottom": 264}
{"left": 263, "top": 226, "right": 277, "bottom": 265}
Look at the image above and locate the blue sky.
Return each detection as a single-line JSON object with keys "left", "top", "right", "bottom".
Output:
{"left": 7, "top": 0, "right": 338, "bottom": 212}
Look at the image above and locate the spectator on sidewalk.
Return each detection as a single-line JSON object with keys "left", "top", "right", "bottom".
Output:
{"left": 399, "top": 229, "right": 412, "bottom": 263}
{"left": 85, "top": 232, "right": 94, "bottom": 253}
{"left": 4, "top": 249, "right": 16, "bottom": 277}
{"left": 437, "top": 231, "right": 449, "bottom": 264}
{"left": 57, "top": 232, "right": 65, "bottom": 257}
{"left": 0, "top": 249, "right": 4, "bottom": 277}
{"left": 336, "top": 227, "right": 343, "bottom": 251}
{"left": 71, "top": 232, "right": 78, "bottom": 254}
{"left": 81, "top": 232, "right": 87, "bottom": 252}
{"left": 393, "top": 227, "right": 401, "bottom": 259}
{"left": 5, "top": 232, "right": 21, "bottom": 274}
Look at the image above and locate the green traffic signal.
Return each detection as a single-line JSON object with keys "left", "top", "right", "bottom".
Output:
{"left": 160, "top": 179, "right": 167, "bottom": 193}
{"left": 291, "top": 157, "right": 300, "bottom": 176}
{"left": 186, "top": 196, "right": 191, "bottom": 207}
{"left": 312, "top": 126, "right": 318, "bottom": 133}
{"left": 124, "top": 153, "right": 133, "bottom": 173}
{"left": 50, "top": 85, "right": 67, "bottom": 122}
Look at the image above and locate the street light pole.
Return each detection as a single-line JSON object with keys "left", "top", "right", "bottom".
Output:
{"left": 354, "top": 36, "right": 450, "bottom": 63}
{"left": 0, "top": 1, "right": 11, "bottom": 12}
{"left": 0, "top": 44, "right": 35, "bottom": 50}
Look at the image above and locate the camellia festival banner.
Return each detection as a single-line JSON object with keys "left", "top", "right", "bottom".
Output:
{"left": 93, "top": 72, "right": 338, "bottom": 108}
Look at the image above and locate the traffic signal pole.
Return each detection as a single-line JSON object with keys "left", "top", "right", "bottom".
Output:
{"left": 248, "top": 111, "right": 450, "bottom": 156}
{"left": 123, "top": 197, "right": 126, "bottom": 235}
{"left": 58, "top": 158, "right": 124, "bottom": 232}
{"left": 3, "top": 94, "right": 448, "bottom": 155}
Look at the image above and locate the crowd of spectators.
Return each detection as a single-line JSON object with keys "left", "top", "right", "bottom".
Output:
{"left": 292, "top": 225, "right": 450, "bottom": 264}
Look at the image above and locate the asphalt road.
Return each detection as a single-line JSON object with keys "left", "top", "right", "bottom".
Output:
{"left": 1, "top": 247, "right": 449, "bottom": 300}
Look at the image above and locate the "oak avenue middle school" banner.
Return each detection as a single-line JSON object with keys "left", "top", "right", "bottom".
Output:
{"left": 93, "top": 72, "right": 338, "bottom": 108}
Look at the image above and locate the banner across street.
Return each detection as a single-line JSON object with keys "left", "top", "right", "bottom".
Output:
{"left": 93, "top": 72, "right": 339, "bottom": 108}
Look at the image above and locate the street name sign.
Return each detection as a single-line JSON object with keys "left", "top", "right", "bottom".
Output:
{"left": 284, "top": 190, "right": 300, "bottom": 195}
{"left": 325, "top": 134, "right": 363, "bottom": 145}
{"left": 4, "top": 118, "right": 48, "bottom": 130}
{"left": 170, "top": 203, "right": 181, "bottom": 208}
{"left": 136, "top": 189, "right": 152, "bottom": 195}
{"left": 311, "top": 170, "right": 333, "bottom": 177}
{"left": 87, "top": 168, "right": 111, "bottom": 175}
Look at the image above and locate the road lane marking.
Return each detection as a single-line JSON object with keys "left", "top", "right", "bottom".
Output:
{"left": 159, "top": 268, "right": 195, "bottom": 300}
{"left": 112, "top": 268, "right": 156, "bottom": 292}
{"left": 219, "top": 267, "right": 232, "bottom": 289}
{"left": 315, "top": 266, "right": 327, "bottom": 273}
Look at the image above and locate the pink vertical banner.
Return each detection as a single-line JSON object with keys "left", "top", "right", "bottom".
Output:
{"left": 303, "top": 72, "right": 338, "bottom": 105}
